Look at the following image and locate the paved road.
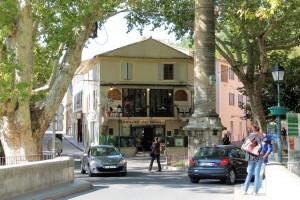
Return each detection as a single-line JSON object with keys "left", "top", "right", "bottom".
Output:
{"left": 42, "top": 133, "right": 237, "bottom": 200}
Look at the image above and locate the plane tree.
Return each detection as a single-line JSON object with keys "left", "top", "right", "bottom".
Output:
{"left": 0, "top": 0, "right": 132, "bottom": 159}
{"left": 124, "top": 0, "right": 300, "bottom": 131}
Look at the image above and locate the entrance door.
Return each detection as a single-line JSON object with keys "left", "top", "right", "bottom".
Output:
{"left": 77, "top": 119, "right": 82, "bottom": 143}
{"left": 143, "top": 127, "right": 154, "bottom": 151}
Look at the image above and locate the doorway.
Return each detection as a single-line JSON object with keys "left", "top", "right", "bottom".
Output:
{"left": 142, "top": 127, "right": 155, "bottom": 151}
{"left": 77, "top": 119, "right": 82, "bottom": 143}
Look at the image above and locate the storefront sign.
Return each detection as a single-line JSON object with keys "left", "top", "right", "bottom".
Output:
{"left": 122, "top": 120, "right": 165, "bottom": 125}
{"left": 287, "top": 113, "right": 299, "bottom": 136}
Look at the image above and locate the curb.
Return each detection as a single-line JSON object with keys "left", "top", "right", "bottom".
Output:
{"left": 11, "top": 180, "right": 91, "bottom": 200}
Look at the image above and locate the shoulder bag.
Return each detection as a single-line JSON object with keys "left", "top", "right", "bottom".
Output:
{"left": 241, "top": 136, "right": 261, "bottom": 157}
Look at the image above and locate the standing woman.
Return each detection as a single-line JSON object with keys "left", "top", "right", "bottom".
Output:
{"left": 149, "top": 137, "right": 162, "bottom": 172}
{"left": 243, "top": 125, "right": 264, "bottom": 195}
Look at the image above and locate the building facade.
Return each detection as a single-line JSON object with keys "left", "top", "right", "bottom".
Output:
{"left": 216, "top": 59, "right": 249, "bottom": 143}
{"left": 67, "top": 38, "right": 248, "bottom": 154}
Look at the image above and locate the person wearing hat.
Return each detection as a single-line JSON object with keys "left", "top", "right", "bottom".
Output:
{"left": 258, "top": 132, "right": 273, "bottom": 189}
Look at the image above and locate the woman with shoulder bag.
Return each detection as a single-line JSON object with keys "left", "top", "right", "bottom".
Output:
{"left": 242, "top": 125, "right": 263, "bottom": 196}
{"left": 148, "top": 137, "right": 162, "bottom": 172}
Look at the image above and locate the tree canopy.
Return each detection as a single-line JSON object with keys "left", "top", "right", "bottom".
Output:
{"left": 0, "top": 0, "right": 132, "bottom": 158}
{"left": 124, "top": 0, "right": 300, "bottom": 131}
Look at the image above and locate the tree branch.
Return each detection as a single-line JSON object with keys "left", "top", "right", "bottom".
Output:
{"left": 32, "top": 43, "right": 65, "bottom": 94}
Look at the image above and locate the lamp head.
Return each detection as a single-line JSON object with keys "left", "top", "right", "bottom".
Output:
{"left": 272, "top": 64, "right": 285, "bottom": 82}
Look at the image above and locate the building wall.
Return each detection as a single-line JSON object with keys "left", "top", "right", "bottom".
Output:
{"left": 216, "top": 59, "right": 247, "bottom": 142}
{"left": 68, "top": 39, "right": 248, "bottom": 149}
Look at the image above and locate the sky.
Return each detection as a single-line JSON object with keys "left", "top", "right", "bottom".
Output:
{"left": 81, "top": 13, "right": 177, "bottom": 61}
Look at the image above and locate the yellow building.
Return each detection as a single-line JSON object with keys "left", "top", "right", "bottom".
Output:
{"left": 68, "top": 38, "right": 248, "bottom": 156}
{"left": 71, "top": 38, "right": 194, "bottom": 155}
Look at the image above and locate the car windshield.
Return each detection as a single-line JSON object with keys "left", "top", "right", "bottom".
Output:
{"left": 91, "top": 147, "right": 119, "bottom": 156}
{"left": 194, "top": 147, "right": 227, "bottom": 158}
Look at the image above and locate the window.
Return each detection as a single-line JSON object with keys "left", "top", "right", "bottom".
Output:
{"left": 93, "top": 90, "right": 97, "bottom": 110}
{"left": 158, "top": 63, "right": 179, "bottom": 80}
{"left": 122, "top": 88, "right": 147, "bottom": 117}
{"left": 149, "top": 89, "right": 174, "bottom": 117}
{"left": 229, "top": 93, "right": 235, "bottom": 106}
{"left": 121, "top": 62, "right": 133, "bottom": 80}
{"left": 229, "top": 68, "right": 235, "bottom": 80}
{"left": 74, "top": 91, "right": 83, "bottom": 110}
{"left": 90, "top": 122, "right": 95, "bottom": 144}
{"left": 164, "top": 64, "right": 174, "bottom": 80}
{"left": 221, "top": 65, "right": 228, "bottom": 82}
{"left": 92, "top": 65, "right": 97, "bottom": 80}
{"left": 238, "top": 94, "right": 244, "bottom": 106}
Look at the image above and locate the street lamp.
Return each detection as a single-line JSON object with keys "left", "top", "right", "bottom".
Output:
{"left": 117, "top": 105, "right": 122, "bottom": 150}
{"left": 269, "top": 64, "right": 288, "bottom": 164}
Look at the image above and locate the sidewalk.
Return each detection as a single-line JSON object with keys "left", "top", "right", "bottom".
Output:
{"left": 233, "top": 153, "right": 300, "bottom": 200}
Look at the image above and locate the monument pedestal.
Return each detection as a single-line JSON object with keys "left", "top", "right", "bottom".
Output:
{"left": 183, "top": 112, "right": 225, "bottom": 157}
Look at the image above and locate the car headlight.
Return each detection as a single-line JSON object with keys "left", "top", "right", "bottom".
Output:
{"left": 90, "top": 160, "right": 101, "bottom": 166}
{"left": 119, "top": 159, "right": 127, "bottom": 165}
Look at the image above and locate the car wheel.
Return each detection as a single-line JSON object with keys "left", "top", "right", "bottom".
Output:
{"left": 88, "top": 165, "right": 94, "bottom": 177}
{"left": 189, "top": 177, "right": 200, "bottom": 183}
{"left": 225, "top": 169, "right": 236, "bottom": 185}
{"left": 121, "top": 172, "right": 127, "bottom": 176}
{"left": 80, "top": 162, "right": 86, "bottom": 174}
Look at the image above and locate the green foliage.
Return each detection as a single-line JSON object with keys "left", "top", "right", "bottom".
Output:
{"left": 0, "top": 0, "right": 124, "bottom": 107}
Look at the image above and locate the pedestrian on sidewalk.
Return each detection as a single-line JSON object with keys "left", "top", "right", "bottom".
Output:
{"left": 149, "top": 137, "right": 162, "bottom": 172}
{"left": 243, "top": 125, "right": 263, "bottom": 196}
{"left": 258, "top": 132, "right": 273, "bottom": 189}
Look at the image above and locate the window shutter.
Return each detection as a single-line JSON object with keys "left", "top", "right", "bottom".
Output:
{"left": 158, "top": 64, "right": 164, "bottom": 80}
{"left": 128, "top": 63, "right": 133, "bottom": 80}
{"left": 121, "top": 62, "right": 127, "bottom": 79}
{"left": 121, "top": 62, "right": 133, "bottom": 80}
{"left": 174, "top": 64, "right": 180, "bottom": 80}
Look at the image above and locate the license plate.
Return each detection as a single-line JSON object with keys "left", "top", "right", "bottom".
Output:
{"left": 200, "top": 162, "right": 214, "bottom": 166}
{"left": 104, "top": 165, "right": 117, "bottom": 169}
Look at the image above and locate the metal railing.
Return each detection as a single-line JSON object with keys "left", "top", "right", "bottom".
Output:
{"left": 0, "top": 153, "right": 55, "bottom": 166}
{"left": 166, "top": 153, "right": 189, "bottom": 167}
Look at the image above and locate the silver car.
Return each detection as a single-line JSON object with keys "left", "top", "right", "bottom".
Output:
{"left": 81, "top": 145, "right": 127, "bottom": 176}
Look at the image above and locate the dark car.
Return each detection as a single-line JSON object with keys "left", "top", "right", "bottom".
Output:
{"left": 188, "top": 145, "right": 247, "bottom": 184}
{"left": 81, "top": 145, "right": 127, "bottom": 177}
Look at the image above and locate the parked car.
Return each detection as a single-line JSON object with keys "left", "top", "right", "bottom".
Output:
{"left": 81, "top": 145, "right": 127, "bottom": 177}
{"left": 188, "top": 145, "right": 247, "bottom": 184}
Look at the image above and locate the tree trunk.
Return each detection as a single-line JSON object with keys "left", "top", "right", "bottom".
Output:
{"left": 0, "top": 2, "right": 95, "bottom": 161}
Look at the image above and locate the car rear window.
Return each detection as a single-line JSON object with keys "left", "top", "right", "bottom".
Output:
{"left": 194, "top": 147, "right": 227, "bottom": 158}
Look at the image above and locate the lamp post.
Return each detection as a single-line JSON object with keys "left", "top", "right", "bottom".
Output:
{"left": 270, "top": 64, "right": 287, "bottom": 164}
{"left": 117, "top": 105, "right": 122, "bottom": 150}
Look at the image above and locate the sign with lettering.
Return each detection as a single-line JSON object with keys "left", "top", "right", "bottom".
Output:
{"left": 122, "top": 120, "right": 165, "bottom": 125}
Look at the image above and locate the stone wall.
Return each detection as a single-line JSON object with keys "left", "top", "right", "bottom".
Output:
{"left": 0, "top": 156, "right": 74, "bottom": 200}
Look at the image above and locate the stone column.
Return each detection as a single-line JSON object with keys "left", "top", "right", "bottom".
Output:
{"left": 184, "top": 0, "right": 225, "bottom": 157}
